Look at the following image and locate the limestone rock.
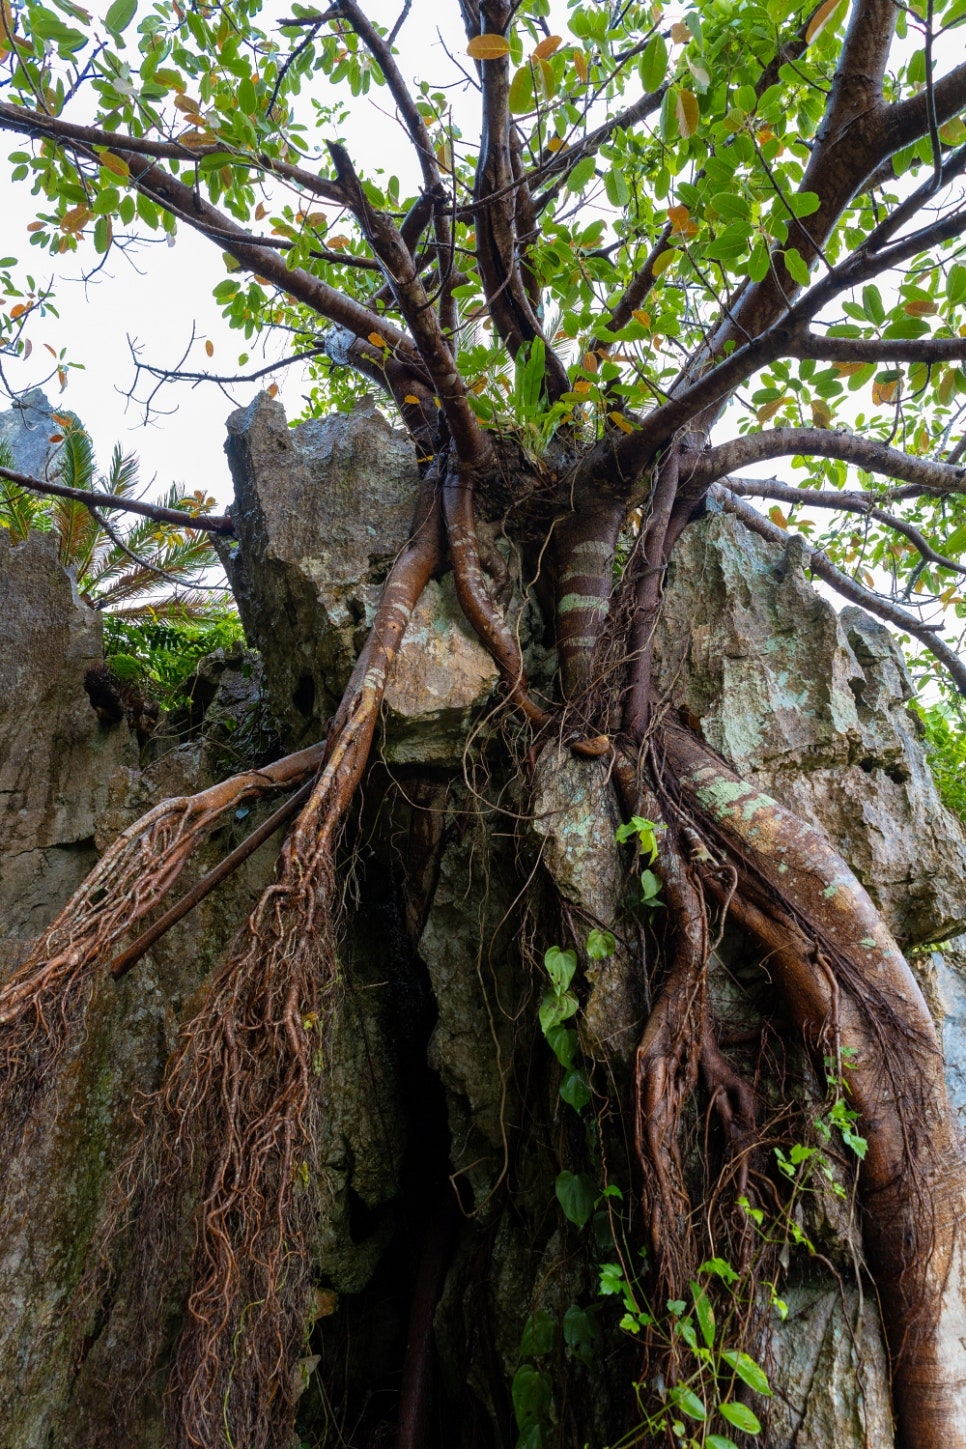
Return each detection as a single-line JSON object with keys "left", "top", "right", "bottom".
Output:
{"left": 0, "top": 388, "right": 66, "bottom": 479}
{"left": 0, "top": 530, "right": 137, "bottom": 953}
{"left": 655, "top": 512, "right": 966, "bottom": 945}
{"left": 221, "top": 392, "right": 499, "bottom": 758}
{"left": 766, "top": 1284, "right": 894, "bottom": 1448}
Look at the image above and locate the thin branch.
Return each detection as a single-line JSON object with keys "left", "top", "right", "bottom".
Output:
{"left": 724, "top": 475, "right": 966, "bottom": 577}
{"left": 87, "top": 504, "right": 228, "bottom": 591}
{"left": 0, "top": 463, "right": 235, "bottom": 535}
{"left": 712, "top": 484, "right": 966, "bottom": 695}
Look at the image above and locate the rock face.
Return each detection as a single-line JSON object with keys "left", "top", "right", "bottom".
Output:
{"left": 221, "top": 393, "right": 499, "bottom": 760}
{"left": 0, "top": 387, "right": 65, "bottom": 479}
{"left": 654, "top": 511, "right": 966, "bottom": 946}
{"left": 0, "top": 530, "right": 137, "bottom": 956}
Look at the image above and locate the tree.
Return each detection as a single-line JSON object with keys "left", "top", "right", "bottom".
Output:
{"left": 1, "top": 2, "right": 966, "bottom": 1447}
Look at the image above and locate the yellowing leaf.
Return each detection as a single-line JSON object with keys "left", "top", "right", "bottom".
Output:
{"left": 574, "top": 50, "right": 589, "bottom": 83}
{"left": 26, "top": 222, "right": 44, "bottom": 234}
{"left": 769, "top": 506, "right": 789, "bottom": 529}
{"left": 547, "top": 135, "right": 565, "bottom": 152}
{"left": 368, "top": 332, "right": 389, "bottom": 349}
{"left": 100, "top": 151, "right": 129, "bottom": 179}
{"left": 806, "top": 0, "right": 845, "bottom": 44}
{"left": 466, "top": 33, "right": 511, "bottom": 59}
{"left": 652, "top": 250, "right": 675, "bottom": 277}
{"left": 834, "top": 362, "right": 866, "bottom": 377}
{"left": 811, "top": 399, "right": 832, "bottom": 427}
{"left": 403, "top": 393, "right": 421, "bottom": 404}
{"left": 904, "top": 299, "right": 937, "bottom": 316}
{"left": 940, "top": 117, "right": 966, "bottom": 146}
{"left": 532, "top": 34, "right": 562, "bottom": 59}
{"left": 254, "top": 202, "right": 267, "bottom": 221}
{"left": 9, "top": 302, "right": 27, "bottom": 317}
{"left": 632, "top": 309, "right": 651, "bottom": 327}
{"left": 872, "top": 379, "right": 898, "bottom": 404}
{"left": 327, "top": 235, "right": 350, "bottom": 250}
{"left": 572, "top": 378, "right": 592, "bottom": 394}
{"left": 267, "top": 382, "right": 279, "bottom": 398}
{"left": 757, "top": 397, "right": 787, "bottom": 422}
{"left": 47, "top": 432, "right": 64, "bottom": 443}
{"left": 670, "top": 21, "right": 692, "bottom": 42}
{"left": 205, "top": 339, "right": 214, "bottom": 357}
{"left": 608, "top": 410, "right": 635, "bottom": 433}
{"left": 675, "top": 89, "right": 700, "bottom": 138}
{"left": 179, "top": 129, "right": 213, "bottom": 148}
{"left": 435, "top": 139, "right": 453, "bottom": 173}
{"left": 60, "top": 204, "right": 91, "bottom": 231}
{"left": 667, "top": 204, "right": 690, "bottom": 231}
{"left": 582, "top": 351, "right": 599, "bottom": 373}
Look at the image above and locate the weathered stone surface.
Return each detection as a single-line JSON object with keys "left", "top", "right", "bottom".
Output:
{"left": 0, "top": 530, "right": 137, "bottom": 953}
{"left": 221, "top": 392, "right": 499, "bottom": 757}
{"left": 766, "top": 1284, "right": 895, "bottom": 1448}
{"left": 529, "top": 745, "right": 642, "bottom": 1060}
{"left": 0, "top": 388, "right": 65, "bottom": 479}
{"left": 655, "top": 512, "right": 966, "bottom": 945}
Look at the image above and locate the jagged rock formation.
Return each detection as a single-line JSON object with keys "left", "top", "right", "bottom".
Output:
{"left": 2, "top": 397, "right": 966, "bottom": 1449}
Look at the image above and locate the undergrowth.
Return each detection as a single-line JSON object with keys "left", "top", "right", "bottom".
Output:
{"left": 103, "top": 607, "right": 246, "bottom": 712}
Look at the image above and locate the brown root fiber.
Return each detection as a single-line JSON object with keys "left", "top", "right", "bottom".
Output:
{"left": 0, "top": 747, "right": 323, "bottom": 1173}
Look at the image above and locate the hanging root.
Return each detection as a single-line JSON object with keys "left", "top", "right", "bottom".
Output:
{"left": 0, "top": 746, "right": 323, "bottom": 1165}
{"left": 80, "top": 483, "right": 444, "bottom": 1449}
{"left": 660, "top": 723, "right": 966, "bottom": 1449}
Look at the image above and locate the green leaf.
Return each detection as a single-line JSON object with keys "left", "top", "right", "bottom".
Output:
{"left": 567, "top": 155, "right": 596, "bottom": 192}
{"left": 719, "top": 1401, "right": 763, "bottom": 1433}
{"left": 544, "top": 1024, "right": 577, "bottom": 1067}
{"left": 538, "top": 990, "right": 578, "bottom": 1033}
{"left": 559, "top": 1068, "right": 592, "bottom": 1111}
{"left": 586, "top": 928, "right": 615, "bottom": 960}
{"left": 699, "top": 1257, "right": 740, "bottom": 1284}
{"left": 863, "top": 284, "right": 886, "bottom": 326}
{"left": 639, "top": 33, "right": 667, "bottom": 92}
{"left": 511, "top": 1364, "right": 552, "bottom": 1431}
{"left": 706, "top": 1437, "right": 740, "bottom": 1449}
{"left": 712, "top": 192, "right": 750, "bottom": 219}
{"left": 604, "top": 167, "right": 630, "bottom": 207}
{"left": 669, "top": 1385, "right": 707, "bottom": 1420}
{"left": 640, "top": 868, "right": 662, "bottom": 903}
{"left": 508, "top": 63, "right": 535, "bottom": 114}
{"left": 555, "top": 1171, "right": 596, "bottom": 1227}
{"left": 783, "top": 247, "right": 811, "bottom": 286}
{"left": 947, "top": 263, "right": 966, "bottom": 307}
{"left": 544, "top": 945, "right": 577, "bottom": 993}
{"left": 690, "top": 1280, "right": 715, "bottom": 1348}
{"left": 104, "top": 0, "right": 137, "bottom": 35}
{"left": 563, "top": 1304, "right": 600, "bottom": 1365}
{"left": 788, "top": 190, "right": 820, "bottom": 217}
{"left": 720, "top": 1349, "right": 772, "bottom": 1395}
{"left": 520, "top": 1309, "right": 555, "bottom": 1357}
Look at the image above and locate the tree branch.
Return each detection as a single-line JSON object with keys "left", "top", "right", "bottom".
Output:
{"left": 788, "top": 330, "right": 966, "bottom": 365}
{"left": 711, "top": 484, "right": 966, "bottom": 694}
{"left": 724, "top": 475, "right": 966, "bottom": 578}
{"left": 327, "top": 142, "right": 490, "bottom": 468}
{"left": 0, "top": 463, "right": 235, "bottom": 535}
{"left": 696, "top": 428, "right": 966, "bottom": 495}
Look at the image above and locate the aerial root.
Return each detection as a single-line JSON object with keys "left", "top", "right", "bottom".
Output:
{"left": 0, "top": 747, "right": 323, "bottom": 1161}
